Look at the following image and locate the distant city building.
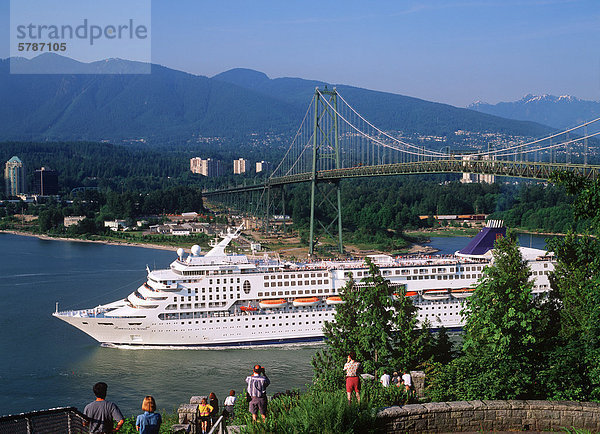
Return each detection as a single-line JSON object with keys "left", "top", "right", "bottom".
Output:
{"left": 190, "top": 157, "right": 223, "bottom": 177}
{"left": 104, "top": 219, "right": 127, "bottom": 231}
{"left": 255, "top": 161, "right": 272, "bottom": 174}
{"left": 64, "top": 216, "right": 86, "bottom": 227}
{"left": 233, "top": 158, "right": 248, "bottom": 174}
{"left": 460, "top": 155, "right": 496, "bottom": 184}
{"left": 33, "top": 167, "right": 59, "bottom": 196}
{"left": 4, "top": 156, "right": 25, "bottom": 196}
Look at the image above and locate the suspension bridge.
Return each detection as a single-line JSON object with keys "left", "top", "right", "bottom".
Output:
{"left": 204, "top": 88, "right": 600, "bottom": 255}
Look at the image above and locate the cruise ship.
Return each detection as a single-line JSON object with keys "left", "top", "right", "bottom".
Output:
{"left": 53, "top": 221, "right": 554, "bottom": 347}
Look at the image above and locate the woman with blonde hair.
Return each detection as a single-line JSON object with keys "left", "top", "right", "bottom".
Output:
{"left": 136, "top": 395, "right": 162, "bottom": 434}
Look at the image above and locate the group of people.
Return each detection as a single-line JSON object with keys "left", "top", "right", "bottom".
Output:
{"left": 380, "top": 370, "right": 412, "bottom": 391}
{"left": 83, "top": 382, "right": 160, "bottom": 433}
{"left": 81, "top": 364, "right": 271, "bottom": 434}
{"left": 343, "top": 352, "right": 414, "bottom": 404}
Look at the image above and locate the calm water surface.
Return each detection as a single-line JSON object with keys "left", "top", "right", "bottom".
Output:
{"left": 0, "top": 232, "right": 553, "bottom": 416}
{"left": 0, "top": 234, "right": 318, "bottom": 417}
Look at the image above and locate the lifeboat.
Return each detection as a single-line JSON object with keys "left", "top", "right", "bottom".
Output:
{"left": 325, "top": 296, "right": 344, "bottom": 305}
{"left": 421, "top": 289, "right": 449, "bottom": 300}
{"left": 259, "top": 299, "right": 287, "bottom": 309}
{"left": 292, "top": 297, "right": 320, "bottom": 307}
{"left": 450, "top": 288, "right": 475, "bottom": 299}
{"left": 240, "top": 305, "right": 258, "bottom": 312}
{"left": 392, "top": 291, "right": 418, "bottom": 300}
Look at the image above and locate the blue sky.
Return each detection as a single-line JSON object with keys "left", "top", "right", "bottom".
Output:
{"left": 2, "top": 0, "right": 599, "bottom": 106}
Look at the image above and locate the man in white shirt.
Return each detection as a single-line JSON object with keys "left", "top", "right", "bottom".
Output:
{"left": 380, "top": 371, "right": 391, "bottom": 387}
{"left": 401, "top": 371, "right": 412, "bottom": 392}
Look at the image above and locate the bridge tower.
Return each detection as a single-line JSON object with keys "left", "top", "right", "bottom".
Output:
{"left": 308, "top": 87, "right": 343, "bottom": 256}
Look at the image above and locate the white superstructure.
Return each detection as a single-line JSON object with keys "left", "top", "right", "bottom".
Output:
{"left": 53, "top": 223, "right": 554, "bottom": 347}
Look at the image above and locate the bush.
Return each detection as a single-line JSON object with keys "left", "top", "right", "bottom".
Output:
{"left": 234, "top": 390, "right": 377, "bottom": 434}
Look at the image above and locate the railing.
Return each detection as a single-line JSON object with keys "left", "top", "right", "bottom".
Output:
{"left": 208, "top": 415, "right": 225, "bottom": 434}
{"left": 0, "top": 407, "right": 87, "bottom": 434}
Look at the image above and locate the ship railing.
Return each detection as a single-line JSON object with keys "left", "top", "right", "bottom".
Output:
{"left": 55, "top": 308, "right": 107, "bottom": 318}
{"left": 0, "top": 407, "right": 87, "bottom": 433}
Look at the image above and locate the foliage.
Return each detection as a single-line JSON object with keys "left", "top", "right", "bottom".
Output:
{"left": 428, "top": 235, "right": 549, "bottom": 400}
{"left": 530, "top": 172, "right": 600, "bottom": 401}
{"left": 235, "top": 390, "right": 377, "bottom": 434}
{"left": 312, "top": 258, "right": 426, "bottom": 391}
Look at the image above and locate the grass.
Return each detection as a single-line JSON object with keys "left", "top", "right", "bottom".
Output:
{"left": 231, "top": 391, "right": 378, "bottom": 434}
{"left": 228, "top": 379, "right": 414, "bottom": 434}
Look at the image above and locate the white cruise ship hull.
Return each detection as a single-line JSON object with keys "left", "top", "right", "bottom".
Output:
{"left": 53, "top": 224, "right": 555, "bottom": 347}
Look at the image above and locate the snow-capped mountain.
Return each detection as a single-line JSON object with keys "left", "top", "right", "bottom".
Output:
{"left": 468, "top": 94, "right": 600, "bottom": 130}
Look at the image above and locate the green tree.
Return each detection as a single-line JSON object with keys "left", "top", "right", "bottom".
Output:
{"left": 429, "top": 235, "right": 547, "bottom": 400}
{"left": 538, "top": 171, "right": 600, "bottom": 400}
{"left": 431, "top": 326, "right": 454, "bottom": 365}
{"left": 312, "top": 258, "right": 423, "bottom": 390}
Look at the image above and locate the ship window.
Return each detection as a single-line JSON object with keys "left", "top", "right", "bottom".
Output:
{"left": 243, "top": 280, "right": 251, "bottom": 294}
{"left": 264, "top": 276, "right": 269, "bottom": 280}
{"left": 291, "top": 282, "right": 295, "bottom": 286}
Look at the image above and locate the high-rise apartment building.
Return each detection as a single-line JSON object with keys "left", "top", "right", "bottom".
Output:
{"left": 255, "top": 161, "right": 272, "bottom": 174}
{"left": 190, "top": 157, "right": 223, "bottom": 177}
{"left": 4, "top": 156, "right": 25, "bottom": 196}
{"left": 233, "top": 158, "right": 248, "bottom": 174}
{"left": 34, "top": 167, "right": 59, "bottom": 195}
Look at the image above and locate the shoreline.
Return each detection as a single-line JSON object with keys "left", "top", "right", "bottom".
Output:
{"left": 0, "top": 229, "right": 179, "bottom": 252}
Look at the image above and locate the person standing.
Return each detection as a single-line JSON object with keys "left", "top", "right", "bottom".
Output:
{"left": 402, "top": 371, "right": 412, "bottom": 392}
{"left": 197, "top": 397, "right": 213, "bottom": 434}
{"left": 83, "top": 382, "right": 125, "bottom": 433}
{"left": 245, "top": 364, "right": 270, "bottom": 422}
{"left": 135, "top": 396, "right": 161, "bottom": 434}
{"left": 343, "top": 352, "right": 361, "bottom": 404}
{"left": 208, "top": 392, "right": 219, "bottom": 428}
{"left": 223, "top": 390, "right": 236, "bottom": 419}
{"left": 380, "top": 371, "right": 391, "bottom": 388}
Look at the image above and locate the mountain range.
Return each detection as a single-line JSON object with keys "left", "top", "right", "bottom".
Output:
{"left": 0, "top": 54, "right": 555, "bottom": 146}
{"left": 469, "top": 94, "right": 600, "bottom": 130}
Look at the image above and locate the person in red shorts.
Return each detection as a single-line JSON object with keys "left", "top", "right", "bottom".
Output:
{"left": 343, "top": 352, "right": 361, "bottom": 404}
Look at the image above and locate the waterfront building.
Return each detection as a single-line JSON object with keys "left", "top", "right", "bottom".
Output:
{"left": 233, "top": 158, "right": 248, "bottom": 174}
{"left": 33, "top": 167, "right": 59, "bottom": 196}
{"left": 104, "top": 219, "right": 127, "bottom": 231}
{"left": 255, "top": 161, "right": 272, "bottom": 174}
{"left": 64, "top": 216, "right": 86, "bottom": 227}
{"left": 4, "top": 156, "right": 25, "bottom": 196}
{"left": 190, "top": 158, "right": 223, "bottom": 177}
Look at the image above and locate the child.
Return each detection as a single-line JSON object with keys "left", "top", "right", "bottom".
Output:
{"left": 198, "top": 397, "right": 213, "bottom": 434}
{"left": 223, "top": 390, "right": 236, "bottom": 418}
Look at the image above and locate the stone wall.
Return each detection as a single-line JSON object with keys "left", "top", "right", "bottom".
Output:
{"left": 377, "top": 400, "right": 600, "bottom": 433}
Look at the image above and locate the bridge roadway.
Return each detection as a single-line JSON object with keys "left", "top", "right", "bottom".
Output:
{"left": 203, "top": 159, "right": 600, "bottom": 196}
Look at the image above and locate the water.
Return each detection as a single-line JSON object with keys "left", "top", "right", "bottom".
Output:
{"left": 426, "top": 232, "right": 554, "bottom": 255}
{"left": 0, "top": 234, "right": 318, "bottom": 417}
{"left": 0, "top": 231, "right": 555, "bottom": 417}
